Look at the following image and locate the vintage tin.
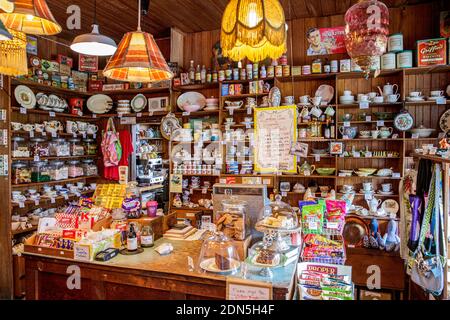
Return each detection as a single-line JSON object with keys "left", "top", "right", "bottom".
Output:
{"left": 416, "top": 38, "right": 447, "bottom": 67}
{"left": 267, "top": 65, "right": 275, "bottom": 78}
{"left": 381, "top": 53, "right": 397, "bottom": 69}
{"left": 339, "top": 59, "right": 351, "bottom": 72}
{"left": 302, "top": 65, "right": 311, "bottom": 75}
{"left": 388, "top": 33, "right": 404, "bottom": 52}
{"left": 291, "top": 66, "right": 302, "bottom": 76}
{"left": 397, "top": 50, "right": 413, "bottom": 68}
{"left": 218, "top": 70, "right": 225, "bottom": 82}
{"left": 233, "top": 68, "right": 239, "bottom": 80}
{"left": 330, "top": 60, "right": 339, "bottom": 73}
{"left": 282, "top": 65, "right": 291, "bottom": 77}
{"left": 275, "top": 65, "right": 283, "bottom": 77}
{"left": 246, "top": 64, "right": 253, "bottom": 80}
{"left": 252, "top": 63, "right": 259, "bottom": 79}
{"left": 312, "top": 59, "right": 322, "bottom": 73}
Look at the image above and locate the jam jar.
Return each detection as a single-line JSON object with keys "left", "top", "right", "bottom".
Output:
{"left": 82, "top": 159, "right": 98, "bottom": 176}
{"left": 12, "top": 136, "right": 30, "bottom": 158}
{"left": 68, "top": 160, "right": 83, "bottom": 178}
{"left": 49, "top": 138, "right": 70, "bottom": 157}
{"left": 12, "top": 162, "right": 32, "bottom": 184}
{"left": 31, "top": 161, "right": 51, "bottom": 182}
{"left": 69, "top": 138, "right": 84, "bottom": 156}
{"left": 49, "top": 160, "right": 69, "bottom": 180}
{"left": 30, "top": 137, "right": 49, "bottom": 157}
{"left": 83, "top": 138, "right": 97, "bottom": 155}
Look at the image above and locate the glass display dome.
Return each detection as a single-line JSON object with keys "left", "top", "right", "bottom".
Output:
{"left": 248, "top": 241, "right": 283, "bottom": 267}
{"left": 258, "top": 195, "right": 299, "bottom": 230}
{"left": 198, "top": 232, "right": 241, "bottom": 275}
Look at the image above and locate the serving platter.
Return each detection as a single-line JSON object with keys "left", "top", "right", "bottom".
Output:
{"left": 14, "top": 85, "right": 36, "bottom": 109}
{"left": 177, "top": 91, "right": 206, "bottom": 111}
{"left": 87, "top": 94, "right": 113, "bottom": 114}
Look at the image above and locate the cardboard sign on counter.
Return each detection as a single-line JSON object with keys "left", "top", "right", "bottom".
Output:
{"left": 226, "top": 277, "right": 272, "bottom": 300}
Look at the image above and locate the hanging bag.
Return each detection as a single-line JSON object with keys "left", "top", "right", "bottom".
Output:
{"left": 410, "top": 164, "right": 445, "bottom": 296}
{"left": 101, "top": 118, "right": 122, "bottom": 167}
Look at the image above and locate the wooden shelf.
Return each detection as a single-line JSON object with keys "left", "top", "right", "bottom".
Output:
{"left": 337, "top": 138, "right": 404, "bottom": 141}
{"left": 346, "top": 214, "right": 400, "bottom": 221}
{"left": 174, "top": 110, "right": 220, "bottom": 117}
{"left": 11, "top": 226, "right": 37, "bottom": 236}
{"left": 275, "top": 73, "right": 337, "bottom": 81}
{"left": 12, "top": 155, "right": 98, "bottom": 161}
{"left": 404, "top": 100, "right": 450, "bottom": 106}
{"left": 173, "top": 83, "right": 219, "bottom": 91}
{"left": 221, "top": 78, "right": 275, "bottom": 84}
{"left": 11, "top": 107, "right": 100, "bottom": 121}
{"left": 11, "top": 78, "right": 91, "bottom": 97}
{"left": 12, "top": 176, "right": 99, "bottom": 189}
{"left": 338, "top": 157, "right": 401, "bottom": 160}
{"left": 11, "top": 130, "right": 97, "bottom": 138}
{"left": 337, "top": 192, "right": 399, "bottom": 198}
{"left": 336, "top": 176, "right": 402, "bottom": 180}
{"left": 404, "top": 65, "right": 450, "bottom": 75}
{"left": 221, "top": 93, "right": 269, "bottom": 99}
{"left": 280, "top": 174, "right": 336, "bottom": 179}
{"left": 337, "top": 120, "right": 394, "bottom": 124}
{"left": 411, "top": 153, "right": 450, "bottom": 164}
{"left": 346, "top": 246, "right": 401, "bottom": 257}
{"left": 91, "top": 86, "right": 170, "bottom": 95}
{"left": 336, "top": 69, "right": 403, "bottom": 79}
{"left": 338, "top": 102, "right": 403, "bottom": 108}
{"left": 97, "top": 110, "right": 169, "bottom": 118}
{"left": 12, "top": 190, "right": 95, "bottom": 208}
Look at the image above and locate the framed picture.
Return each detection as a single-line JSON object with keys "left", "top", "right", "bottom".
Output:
{"left": 330, "top": 142, "right": 344, "bottom": 155}
{"left": 180, "top": 73, "right": 190, "bottom": 85}
{"left": 148, "top": 97, "right": 169, "bottom": 111}
{"left": 290, "top": 142, "right": 308, "bottom": 158}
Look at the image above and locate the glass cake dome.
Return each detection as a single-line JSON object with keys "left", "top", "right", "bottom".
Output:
{"left": 258, "top": 195, "right": 299, "bottom": 230}
{"left": 198, "top": 232, "right": 241, "bottom": 275}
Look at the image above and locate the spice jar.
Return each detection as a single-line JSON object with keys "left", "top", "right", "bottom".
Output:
{"left": 68, "top": 160, "right": 83, "bottom": 178}
{"left": 49, "top": 138, "right": 70, "bottom": 157}
{"left": 49, "top": 160, "right": 69, "bottom": 180}
{"left": 83, "top": 138, "right": 97, "bottom": 155}
{"left": 82, "top": 159, "right": 98, "bottom": 176}
{"left": 31, "top": 161, "right": 51, "bottom": 182}
{"left": 12, "top": 136, "right": 30, "bottom": 158}
{"left": 69, "top": 138, "right": 84, "bottom": 156}
{"left": 30, "top": 137, "right": 49, "bottom": 157}
{"left": 12, "top": 162, "right": 32, "bottom": 184}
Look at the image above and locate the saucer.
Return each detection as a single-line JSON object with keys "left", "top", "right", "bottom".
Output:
{"left": 378, "top": 190, "right": 394, "bottom": 195}
{"left": 359, "top": 189, "right": 374, "bottom": 194}
{"left": 406, "top": 96, "right": 425, "bottom": 102}
{"left": 427, "top": 96, "right": 444, "bottom": 101}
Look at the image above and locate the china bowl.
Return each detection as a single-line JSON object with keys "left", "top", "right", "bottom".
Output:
{"left": 409, "top": 127, "right": 435, "bottom": 138}
{"left": 358, "top": 168, "right": 377, "bottom": 175}
{"left": 374, "top": 112, "right": 394, "bottom": 120}
{"left": 316, "top": 168, "right": 336, "bottom": 176}
{"left": 355, "top": 171, "right": 371, "bottom": 177}
{"left": 339, "top": 96, "right": 355, "bottom": 104}
{"left": 182, "top": 104, "right": 202, "bottom": 113}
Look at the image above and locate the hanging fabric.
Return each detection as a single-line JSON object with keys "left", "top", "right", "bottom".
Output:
{"left": 101, "top": 117, "right": 123, "bottom": 167}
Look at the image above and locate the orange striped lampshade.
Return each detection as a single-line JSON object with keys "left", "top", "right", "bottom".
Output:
{"left": 103, "top": 30, "right": 173, "bottom": 83}
{"left": 0, "top": 0, "right": 62, "bottom": 35}
{"left": 0, "top": 29, "right": 27, "bottom": 76}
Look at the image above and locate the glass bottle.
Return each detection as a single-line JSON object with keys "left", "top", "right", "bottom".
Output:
{"left": 212, "top": 68, "right": 218, "bottom": 83}
{"left": 200, "top": 65, "right": 206, "bottom": 84}
{"left": 127, "top": 223, "right": 138, "bottom": 251}
{"left": 206, "top": 68, "right": 212, "bottom": 83}
{"left": 195, "top": 65, "right": 201, "bottom": 83}
{"left": 188, "top": 60, "right": 195, "bottom": 83}
{"left": 141, "top": 225, "right": 154, "bottom": 248}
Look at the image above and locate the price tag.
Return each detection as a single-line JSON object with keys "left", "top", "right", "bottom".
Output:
{"left": 75, "top": 192, "right": 81, "bottom": 197}
{"left": 136, "top": 113, "right": 142, "bottom": 118}
{"left": 392, "top": 172, "right": 401, "bottom": 178}
{"left": 364, "top": 194, "right": 373, "bottom": 200}
{"left": 281, "top": 192, "right": 287, "bottom": 197}
{"left": 308, "top": 221, "right": 318, "bottom": 230}
{"left": 33, "top": 155, "right": 40, "bottom": 162}
{"left": 365, "top": 116, "right": 372, "bottom": 122}
{"left": 182, "top": 112, "right": 190, "bottom": 116}
{"left": 34, "top": 199, "right": 40, "bottom": 206}
{"left": 365, "top": 151, "right": 373, "bottom": 158}
{"left": 315, "top": 154, "right": 320, "bottom": 162}
{"left": 51, "top": 132, "right": 57, "bottom": 138}
{"left": 92, "top": 114, "right": 97, "bottom": 118}
{"left": 49, "top": 111, "right": 55, "bottom": 117}
{"left": 338, "top": 173, "right": 347, "bottom": 177}
{"left": 359, "top": 101, "right": 369, "bottom": 109}
{"left": 72, "top": 133, "right": 77, "bottom": 138}
{"left": 82, "top": 132, "right": 86, "bottom": 139}
{"left": 343, "top": 121, "right": 350, "bottom": 127}
{"left": 343, "top": 135, "right": 349, "bottom": 139}
{"left": 50, "top": 197, "right": 56, "bottom": 204}
{"left": 436, "top": 97, "right": 446, "bottom": 105}
{"left": 411, "top": 133, "right": 419, "bottom": 139}
{"left": 353, "top": 151, "right": 361, "bottom": 158}
{"left": 118, "top": 113, "right": 123, "bottom": 118}
{"left": 93, "top": 134, "right": 96, "bottom": 139}
{"left": 19, "top": 202, "right": 25, "bottom": 208}
{"left": 376, "top": 120, "right": 385, "bottom": 127}
{"left": 77, "top": 110, "right": 83, "bottom": 117}
{"left": 327, "top": 222, "right": 339, "bottom": 229}
{"left": 202, "top": 188, "right": 208, "bottom": 194}
{"left": 229, "top": 109, "right": 234, "bottom": 116}
{"left": 247, "top": 107, "right": 252, "bottom": 115}
{"left": 29, "top": 130, "right": 34, "bottom": 138}
{"left": 41, "top": 131, "right": 46, "bottom": 136}
{"left": 20, "top": 107, "right": 27, "bottom": 114}
{"left": 246, "top": 123, "right": 251, "bottom": 129}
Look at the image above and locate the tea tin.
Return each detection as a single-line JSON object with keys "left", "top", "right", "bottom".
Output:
{"left": 397, "top": 50, "right": 413, "bottom": 68}
{"left": 388, "top": 33, "right": 404, "bottom": 52}
{"left": 381, "top": 53, "right": 396, "bottom": 69}
{"left": 416, "top": 38, "right": 447, "bottom": 67}
{"left": 339, "top": 59, "right": 351, "bottom": 72}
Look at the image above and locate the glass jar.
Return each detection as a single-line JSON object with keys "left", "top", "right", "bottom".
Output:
{"left": 69, "top": 138, "right": 84, "bottom": 156}
{"left": 82, "top": 159, "right": 98, "bottom": 176}
{"left": 31, "top": 161, "right": 51, "bottom": 182}
{"left": 217, "top": 197, "right": 250, "bottom": 241}
{"left": 49, "top": 138, "right": 70, "bottom": 157}
{"left": 30, "top": 137, "right": 49, "bottom": 157}
{"left": 123, "top": 181, "right": 141, "bottom": 219}
{"left": 140, "top": 225, "right": 154, "bottom": 248}
{"left": 49, "top": 160, "right": 69, "bottom": 181}
{"left": 83, "top": 138, "right": 97, "bottom": 155}
{"left": 68, "top": 160, "right": 83, "bottom": 178}
{"left": 259, "top": 195, "right": 299, "bottom": 230}
{"left": 12, "top": 136, "right": 30, "bottom": 158}
{"left": 12, "top": 162, "right": 32, "bottom": 184}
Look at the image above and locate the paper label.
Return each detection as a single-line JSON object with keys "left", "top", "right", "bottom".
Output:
{"left": 376, "top": 120, "right": 384, "bottom": 127}
{"left": 359, "top": 101, "right": 369, "bottom": 109}
{"left": 281, "top": 192, "right": 287, "bottom": 197}
{"left": 49, "top": 112, "right": 55, "bottom": 117}
{"left": 50, "top": 197, "right": 56, "bottom": 204}
{"left": 20, "top": 107, "right": 27, "bottom": 114}
{"left": 34, "top": 155, "right": 40, "bottom": 162}
{"left": 353, "top": 151, "right": 361, "bottom": 158}
{"left": 34, "top": 199, "right": 40, "bottom": 206}
{"left": 136, "top": 113, "right": 142, "bottom": 118}
{"left": 19, "top": 202, "right": 25, "bottom": 208}
{"left": 392, "top": 172, "right": 401, "bottom": 178}
{"left": 411, "top": 133, "right": 419, "bottom": 139}
{"left": 436, "top": 97, "right": 446, "bottom": 105}
{"left": 77, "top": 110, "right": 83, "bottom": 116}
{"left": 364, "top": 194, "right": 373, "bottom": 200}
{"left": 315, "top": 155, "right": 320, "bottom": 162}
{"left": 343, "top": 121, "right": 350, "bottom": 127}
{"left": 92, "top": 114, "right": 97, "bottom": 118}
{"left": 29, "top": 131, "right": 34, "bottom": 138}
{"left": 182, "top": 112, "right": 190, "bottom": 116}
{"left": 365, "top": 116, "right": 372, "bottom": 122}
{"left": 327, "top": 222, "right": 339, "bottom": 229}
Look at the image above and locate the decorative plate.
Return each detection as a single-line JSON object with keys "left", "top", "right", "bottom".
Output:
{"left": 315, "top": 85, "right": 334, "bottom": 104}
{"left": 160, "top": 112, "right": 181, "bottom": 140}
{"left": 131, "top": 94, "right": 147, "bottom": 112}
{"left": 87, "top": 94, "right": 113, "bottom": 114}
{"left": 439, "top": 109, "right": 450, "bottom": 132}
{"left": 177, "top": 92, "right": 206, "bottom": 111}
{"left": 381, "top": 199, "right": 399, "bottom": 215}
{"left": 14, "top": 85, "right": 36, "bottom": 109}
{"left": 199, "top": 257, "right": 240, "bottom": 274}
{"left": 268, "top": 87, "right": 281, "bottom": 107}
{"left": 394, "top": 110, "right": 414, "bottom": 131}
{"left": 342, "top": 216, "right": 369, "bottom": 247}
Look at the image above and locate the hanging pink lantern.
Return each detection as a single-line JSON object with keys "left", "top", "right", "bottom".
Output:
{"left": 344, "top": 0, "right": 389, "bottom": 75}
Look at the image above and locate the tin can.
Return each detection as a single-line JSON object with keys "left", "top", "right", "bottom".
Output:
{"left": 246, "top": 64, "right": 253, "bottom": 80}
{"left": 218, "top": 70, "right": 225, "bottom": 82}
{"left": 253, "top": 63, "right": 259, "bottom": 79}
{"left": 221, "top": 84, "right": 229, "bottom": 96}
{"left": 397, "top": 50, "right": 413, "bottom": 68}
{"left": 267, "top": 65, "right": 275, "bottom": 78}
{"left": 323, "top": 64, "right": 331, "bottom": 73}
{"left": 416, "top": 38, "right": 447, "bottom": 67}
{"left": 381, "top": 52, "right": 396, "bottom": 69}
{"left": 260, "top": 65, "right": 267, "bottom": 79}
{"left": 282, "top": 65, "right": 290, "bottom": 77}
{"left": 330, "top": 60, "right": 338, "bottom": 73}
{"left": 225, "top": 68, "right": 232, "bottom": 81}
{"left": 275, "top": 65, "right": 283, "bottom": 77}
{"left": 233, "top": 68, "right": 239, "bottom": 80}
{"left": 312, "top": 59, "right": 322, "bottom": 73}
{"left": 240, "top": 67, "right": 246, "bottom": 80}
{"left": 339, "top": 59, "right": 351, "bottom": 72}
{"left": 388, "top": 33, "right": 404, "bottom": 52}
{"left": 302, "top": 65, "right": 311, "bottom": 75}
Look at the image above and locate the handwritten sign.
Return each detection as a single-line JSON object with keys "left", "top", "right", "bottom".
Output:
{"left": 254, "top": 106, "right": 297, "bottom": 173}
{"left": 226, "top": 278, "right": 272, "bottom": 300}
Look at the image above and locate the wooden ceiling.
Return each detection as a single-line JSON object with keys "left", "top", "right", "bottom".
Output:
{"left": 46, "top": 0, "right": 436, "bottom": 42}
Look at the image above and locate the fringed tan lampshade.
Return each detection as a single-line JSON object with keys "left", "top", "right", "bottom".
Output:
{"left": 0, "top": 19, "right": 12, "bottom": 40}
{"left": 0, "top": 30, "right": 27, "bottom": 76}
{"left": 0, "top": 0, "right": 62, "bottom": 35}
{"left": 221, "top": 0, "right": 287, "bottom": 62}
{"left": 103, "top": 31, "right": 173, "bottom": 83}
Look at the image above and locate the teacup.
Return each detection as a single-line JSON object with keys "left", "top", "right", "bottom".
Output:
{"left": 284, "top": 96, "right": 295, "bottom": 105}
{"left": 358, "top": 94, "right": 369, "bottom": 102}
{"left": 387, "top": 94, "right": 400, "bottom": 103}
{"left": 310, "top": 106, "right": 323, "bottom": 118}
{"left": 342, "top": 185, "right": 354, "bottom": 193}
{"left": 76, "top": 121, "right": 88, "bottom": 132}
{"left": 430, "top": 90, "right": 444, "bottom": 97}
{"left": 362, "top": 182, "right": 373, "bottom": 191}
{"left": 11, "top": 122, "right": 22, "bottom": 131}
{"left": 343, "top": 90, "right": 352, "bottom": 96}
{"left": 77, "top": 182, "right": 85, "bottom": 189}
{"left": 299, "top": 95, "right": 310, "bottom": 104}
{"left": 409, "top": 91, "right": 422, "bottom": 97}
{"left": 373, "top": 96, "right": 384, "bottom": 103}
{"left": 360, "top": 130, "right": 370, "bottom": 137}
{"left": 309, "top": 96, "right": 322, "bottom": 107}
{"left": 368, "top": 92, "right": 378, "bottom": 100}
{"left": 381, "top": 183, "right": 393, "bottom": 192}
{"left": 371, "top": 130, "right": 380, "bottom": 139}
{"left": 87, "top": 124, "right": 99, "bottom": 135}
{"left": 34, "top": 123, "right": 45, "bottom": 133}
{"left": 66, "top": 121, "right": 78, "bottom": 134}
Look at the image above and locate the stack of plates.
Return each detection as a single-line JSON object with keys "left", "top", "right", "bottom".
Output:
{"left": 204, "top": 97, "right": 219, "bottom": 111}
{"left": 87, "top": 94, "right": 113, "bottom": 114}
{"left": 117, "top": 99, "right": 131, "bottom": 114}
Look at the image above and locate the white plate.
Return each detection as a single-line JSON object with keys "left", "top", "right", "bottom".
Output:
{"left": 160, "top": 113, "right": 181, "bottom": 140}
{"left": 177, "top": 92, "right": 206, "bottom": 111}
{"left": 87, "top": 94, "right": 113, "bottom": 114}
{"left": 14, "top": 85, "right": 36, "bottom": 109}
{"left": 250, "top": 253, "right": 281, "bottom": 267}
{"left": 439, "top": 109, "right": 450, "bottom": 132}
{"left": 381, "top": 199, "right": 399, "bottom": 215}
{"left": 199, "top": 257, "right": 240, "bottom": 274}
{"left": 315, "top": 85, "right": 334, "bottom": 104}
{"left": 131, "top": 94, "right": 147, "bottom": 112}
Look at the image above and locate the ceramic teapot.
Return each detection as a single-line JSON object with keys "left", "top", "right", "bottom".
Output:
{"left": 298, "top": 161, "right": 315, "bottom": 176}
{"left": 376, "top": 168, "right": 394, "bottom": 177}
{"left": 366, "top": 197, "right": 382, "bottom": 213}
{"left": 377, "top": 83, "right": 398, "bottom": 97}
{"left": 44, "top": 121, "right": 62, "bottom": 133}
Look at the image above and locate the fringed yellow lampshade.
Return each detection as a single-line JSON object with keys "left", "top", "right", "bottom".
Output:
{"left": 221, "top": 0, "right": 287, "bottom": 62}
{"left": 0, "top": 0, "right": 62, "bottom": 36}
{"left": 0, "top": 29, "right": 27, "bottom": 76}
{"left": 103, "top": 31, "right": 173, "bottom": 83}
{"left": 0, "top": 19, "right": 12, "bottom": 40}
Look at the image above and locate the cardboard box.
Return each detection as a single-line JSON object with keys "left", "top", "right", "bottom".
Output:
{"left": 416, "top": 38, "right": 447, "bottom": 67}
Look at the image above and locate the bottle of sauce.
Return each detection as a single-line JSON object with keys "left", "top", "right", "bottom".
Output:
{"left": 188, "top": 60, "right": 195, "bottom": 83}
{"left": 195, "top": 65, "right": 201, "bottom": 83}
{"left": 206, "top": 68, "right": 212, "bottom": 83}
{"left": 212, "top": 68, "right": 218, "bottom": 83}
{"left": 127, "top": 223, "right": 138, "bottom": 252}
{"left": 200, "top": 65, "right": 206, "bottom": 84}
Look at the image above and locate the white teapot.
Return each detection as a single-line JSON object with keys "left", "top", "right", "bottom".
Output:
{"left": 377, "top": 83, "right": 398, "bottom": 97}
{"left": 366, "top": 197, "right": 382, "bottom": 213}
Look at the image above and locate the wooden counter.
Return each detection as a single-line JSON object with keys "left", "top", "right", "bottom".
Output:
{"left": 24, "top": 239, "right": 298, "bottom": 300}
